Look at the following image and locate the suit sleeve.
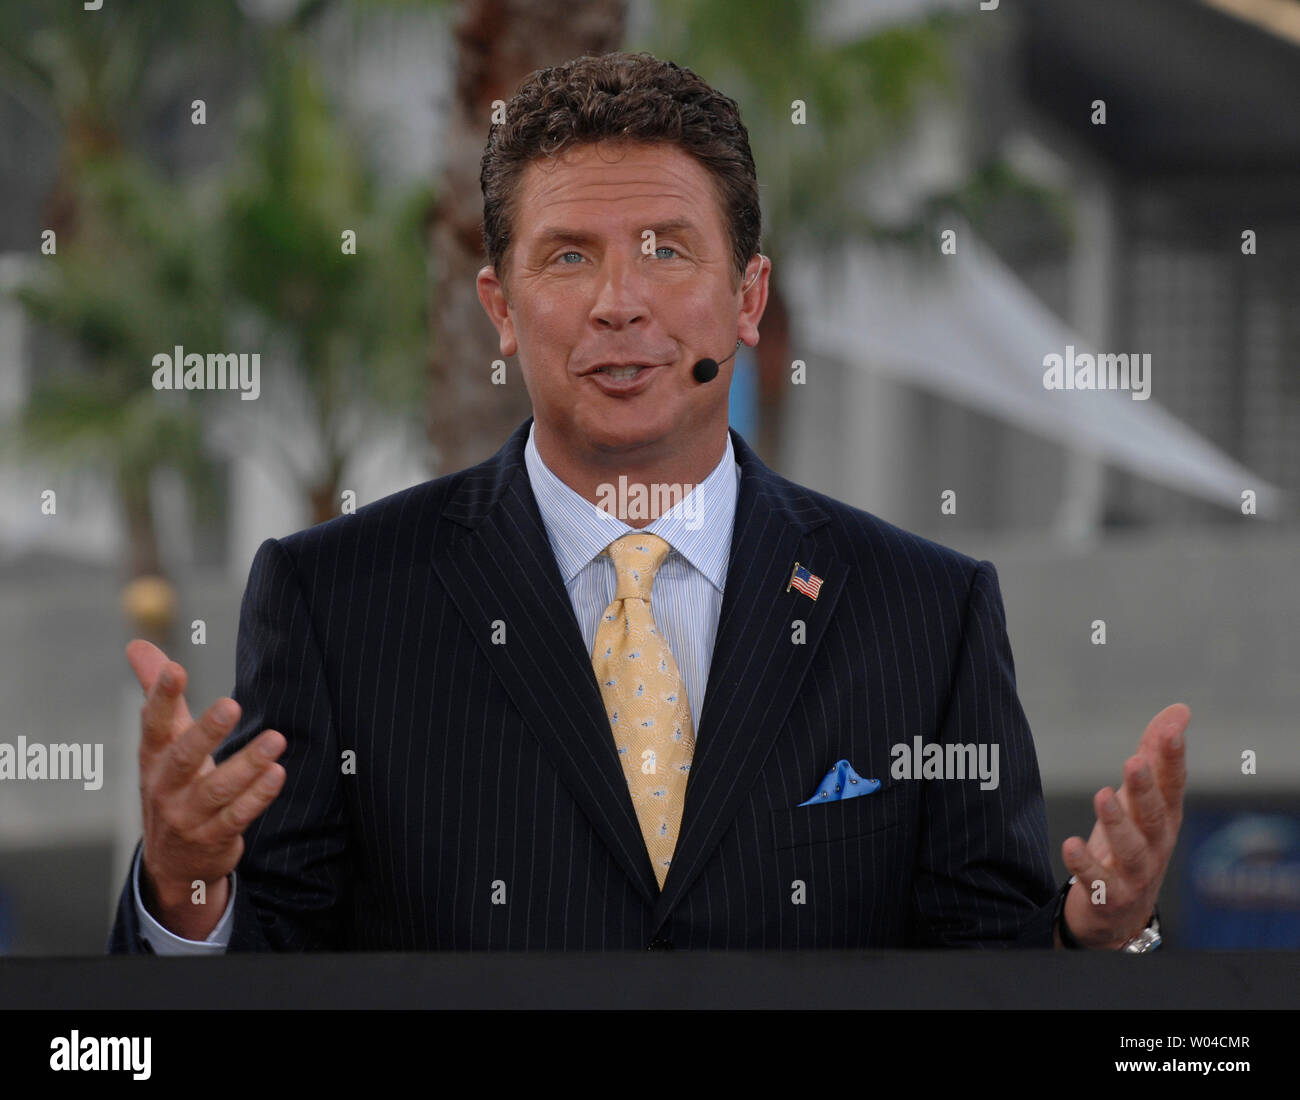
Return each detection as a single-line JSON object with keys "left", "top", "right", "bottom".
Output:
{"left": 211, "top": 535, "right": 354, "bottom": 950}
{"left": 905, "top": 559, "right": 1058, "bottom": 948}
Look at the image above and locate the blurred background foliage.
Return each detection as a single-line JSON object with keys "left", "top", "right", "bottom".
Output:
{"left": 0, "top": 0, "right": 1057, "bottom": 588}
{"left": 1, "top": 1, "right": 432, "bottom": 600}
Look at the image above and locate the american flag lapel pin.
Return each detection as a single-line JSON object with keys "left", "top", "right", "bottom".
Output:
{"left": 786, "top": 561, "right": 824, "bottom": 601}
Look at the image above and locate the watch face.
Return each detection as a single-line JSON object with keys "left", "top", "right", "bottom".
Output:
{"left": 1122, "top": 927, "right": 1162, "bottom": 953}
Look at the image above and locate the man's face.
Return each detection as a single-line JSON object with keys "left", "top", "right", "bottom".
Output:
{"left": 477, "top": 140, "right": 765, "bottom": 468}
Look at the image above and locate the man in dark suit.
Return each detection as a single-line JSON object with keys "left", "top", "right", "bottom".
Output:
{"left": 110, "top": 52, "right": 1186, "bottom": 954}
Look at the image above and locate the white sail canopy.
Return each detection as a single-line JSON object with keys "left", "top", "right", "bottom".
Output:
{"left": 784, "top": 235, "right": 1286, "bottom": 516}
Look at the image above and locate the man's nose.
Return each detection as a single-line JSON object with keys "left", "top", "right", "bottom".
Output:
{"left": 590, "top": 258, "right": 651, "bottom": 329}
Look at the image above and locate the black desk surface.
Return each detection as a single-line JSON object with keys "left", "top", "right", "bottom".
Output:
{"left": 1, "top": 951, "right": 1296, "bottom": 1009}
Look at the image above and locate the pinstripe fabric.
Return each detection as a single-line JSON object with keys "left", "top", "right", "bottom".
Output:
{"left": 109, "top": 416, "right": 1058, "bottom": 953}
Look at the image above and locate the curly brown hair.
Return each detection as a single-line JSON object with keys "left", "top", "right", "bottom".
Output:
{"left": 480, "top": 51, "right": 762, "bottom": 293}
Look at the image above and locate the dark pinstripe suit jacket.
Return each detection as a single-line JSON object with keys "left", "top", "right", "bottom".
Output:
{"left": 109, "top": 417, "right": 1058, "bottom": 951}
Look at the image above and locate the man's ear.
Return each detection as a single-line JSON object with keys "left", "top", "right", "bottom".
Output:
{"left": 737, "top": 254, "right": 769, "bottom": 349}
{"left": 476, "top": 265, "right": 517, "bottom": 358}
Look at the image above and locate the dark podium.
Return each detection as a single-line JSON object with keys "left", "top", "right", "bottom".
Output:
{"left": 2, "top": 951, "right": 1296, "bottom": 1009}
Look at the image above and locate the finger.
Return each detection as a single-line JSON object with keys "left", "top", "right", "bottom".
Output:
{"left": 1061, "top": 836, "right": 1110, "bottom": 908}
{"left": 1121, "top": 754, "right": 1168, "bottom": 843}
{"left": 1156, "top": 708, "right": 1189, "bottom": 813}
{"left": 189, "top": 730, "right": 285, "bottom": 821}
{"left": 156, "top": 697, "right": 241, "bottom": 794}
{"left": 1081, "top": 804, "right": 1111, "bottom": 865}
{"left": 1094, "top": 786, "right": 1150, "bottom": 883}
{"left": 136, "top": 652, "right": 195, "bottom": 754}
{"left": 1138, "top": 703, "right": 1189, "bottom": 806}
{"left": 192, "top": 762, "right": 286, "bottom": 844}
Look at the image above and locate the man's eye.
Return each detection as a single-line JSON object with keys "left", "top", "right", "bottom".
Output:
{"left": 654, "top": 246, "right": 679, "bottom": 259}
{"left": 557, "top": 251, "right": 584, "bottom": 264}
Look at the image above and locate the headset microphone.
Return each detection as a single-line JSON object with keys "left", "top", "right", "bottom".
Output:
{"left": 691, "top": 258, "right": 764, "bottom": 384}
{"left": 692, "top": 340, "right": 742, "bottom": 384}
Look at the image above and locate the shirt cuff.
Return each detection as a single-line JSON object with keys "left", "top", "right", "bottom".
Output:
{"left": 131, "top": 846, "right": 235, "bottom": 954}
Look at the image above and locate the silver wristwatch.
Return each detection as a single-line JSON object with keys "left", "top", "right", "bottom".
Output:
{"left": 1121, "top": 913, "right": 1162, "bottom": 953}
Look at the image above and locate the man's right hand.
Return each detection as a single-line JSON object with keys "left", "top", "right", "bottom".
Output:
{"left": 127, "top": 639, "right": 287, "bottom": 941}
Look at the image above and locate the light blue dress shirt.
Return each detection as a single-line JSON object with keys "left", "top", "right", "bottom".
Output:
{"left": 522, "top": 422, "right": 740, "bottom": 734}
{"left": 133, "top": 423, "right": 740, "bottom": 953}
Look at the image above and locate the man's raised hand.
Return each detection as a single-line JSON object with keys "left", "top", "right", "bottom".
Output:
{"left": 127, "top": 639, "right": 287, "bottom": 939}
{"left": 1059, "top": 702, "right": 1189, "bottom": 949}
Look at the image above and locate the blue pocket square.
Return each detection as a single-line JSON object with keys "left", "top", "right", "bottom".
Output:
{"left": 797, "top": 759, "right": 881, "bottom": 805}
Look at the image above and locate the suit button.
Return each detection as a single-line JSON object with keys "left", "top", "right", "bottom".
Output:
{"left": 647, "top": 936, "right": 674, "bottom": 951}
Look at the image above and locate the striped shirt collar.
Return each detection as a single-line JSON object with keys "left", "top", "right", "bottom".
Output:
{"left": 523, "top": 421, "right": 739, "bottom": 593}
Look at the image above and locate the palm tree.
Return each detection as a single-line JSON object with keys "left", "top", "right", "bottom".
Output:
{"left": 7, "top": 154, "right": 229, "bottom": 646}
{"left": 10, "top": 159, "right": 230, "bottom": 567}
{"left": 2, "top": 1, "right": 433, "bottom": 526}
{"left": 426, "top": 0, "right": 628, "bottom": 474}
{"left": 0, "top": 1, "right": 247, "bottom": 242}
{"left": 219, "top": 31, "right": 432, "bottom": 524}
{"left": 0, "top": 0, "right": 248, "bottom": 647}
{"left": 1, "top": 3, "right": 429, "bottom": 648}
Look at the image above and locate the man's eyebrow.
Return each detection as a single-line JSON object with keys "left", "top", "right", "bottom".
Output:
{"left": 530, "top": 226, "right": 602, "bottom": 250}
{"left": 642, "top": 218, "right": 702, "bottom": 239}
{"left": 528, "top": 218, "right": 703, "bottom": 250}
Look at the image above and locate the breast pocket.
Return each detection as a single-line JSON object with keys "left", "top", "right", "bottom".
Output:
{"left": 769, "top": 781, "right": 908, "bottom": 851}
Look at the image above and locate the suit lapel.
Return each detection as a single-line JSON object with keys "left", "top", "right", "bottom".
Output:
{"left": 432, "top": 420, "right": 660, "bottom": 907}
{"left": 650, "top": 430, "right": 845, "bottom": 927}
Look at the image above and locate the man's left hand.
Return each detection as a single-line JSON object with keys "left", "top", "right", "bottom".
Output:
{"left": 1058, "top": 703, "right": 1190, "bottom": 949}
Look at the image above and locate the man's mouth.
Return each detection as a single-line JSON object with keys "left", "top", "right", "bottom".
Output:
{"left": 593, "top": 365, "right": 651, "bottom": 381}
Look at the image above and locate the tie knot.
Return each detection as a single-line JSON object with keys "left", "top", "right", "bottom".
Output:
{"left": 605, "top": 532, "right": 672, "bottom": 602}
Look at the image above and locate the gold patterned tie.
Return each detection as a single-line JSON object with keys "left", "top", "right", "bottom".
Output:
{"left": 591, "top": 533, "right": 696, "bottom": 889}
